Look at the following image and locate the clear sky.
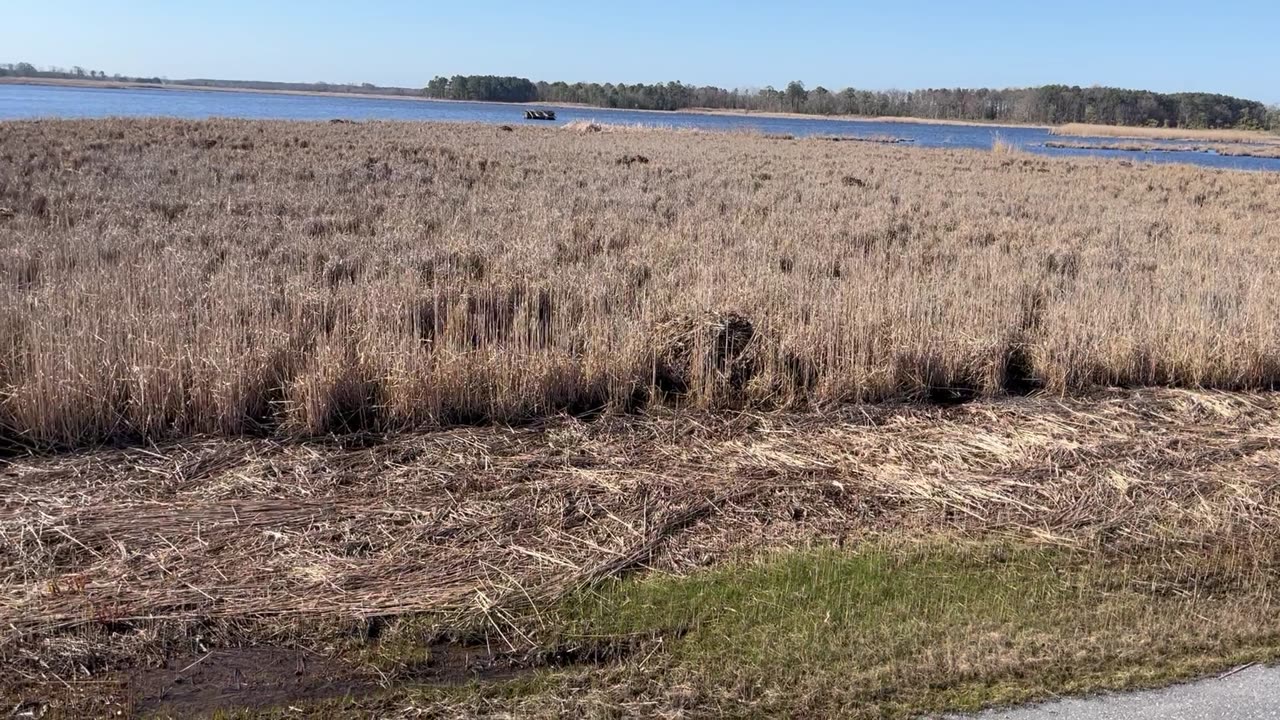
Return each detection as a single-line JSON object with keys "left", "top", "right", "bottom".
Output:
{"left": 5, "top": 0, "right": 1278, "bottom": 102}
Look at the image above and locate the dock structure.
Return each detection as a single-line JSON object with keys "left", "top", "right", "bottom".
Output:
{"left": 524, "top": 110, "right": 557, "bottom": 121}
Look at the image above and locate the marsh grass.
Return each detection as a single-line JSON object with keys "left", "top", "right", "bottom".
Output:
{"left": 1045, "top": 139, "right": 1280, "bottom": 159}
{"left": 561, "top": 119, "right": 703, "bottom": 134}
{"left": 2, "top": 118, "right": 1280, "bottom": 449}
{"left": 990, "top": 132, "right": 1020, "bottom": 154}
{"left": 1052, "top": 122, "right": 1280, "bottom": 144}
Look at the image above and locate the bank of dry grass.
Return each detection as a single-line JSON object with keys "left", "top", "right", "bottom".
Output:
{"left": 2, "top": 119, "right": 1280, "bottom": 450}
{"left": 6, "top": 389, "right": 1280, "bottom": 716}
{"left": 686, "top": 107, "right": 1046, "bottom": 129}
{"left": 1051, "top": 122, "right": 1280, "bottom": 144}
{"left": 1045, "top": 139, "right": 1280, "bottom": 159}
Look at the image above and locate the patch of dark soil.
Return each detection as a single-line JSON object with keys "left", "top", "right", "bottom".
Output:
{"left": 123, "top": 633, "right": 651, "bottom": 716}
{"left": 0, "top": 630, "right": 659, "bottom": 719}
{"left": 390, "top": 633, "right": 654, "bottom": 687}
{"left": 531, "top": 631, "right": 670, "bottom": 668}
{"left": 134, "top": 648, "right": 363, "bottom": 716}
{"left": 391, "top": 643, "right": 530, "bottom": 686}
{"left": 133, "top": 642, "right": 539, "bottom": 717}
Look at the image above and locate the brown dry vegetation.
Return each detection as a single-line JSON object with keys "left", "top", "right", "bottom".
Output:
{"left": 6, "top": 119, "right": 1280, "bottom": 716}
{"left": 1051, "top": 122, "right": 1280, "bottom": 144}
{"left": 686, "top": 107, "right": 1043, "bottom": 128}
{"left": 1045, "top": 139, "right": 1280, "bottom": 159}
{"left": 9, "top": 388, "right": 1271, "bottom": 644}
{"left": 6, "top": 389, "right": 1280, "bottom": 717}
{"left": 2, "top": 119, "right": 1280, "bottom": 451}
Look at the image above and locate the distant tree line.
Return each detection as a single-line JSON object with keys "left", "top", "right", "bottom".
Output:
{"left": 0, "top": 61, "right": 420, "bottom": 97}
{"left": 179, "top": 78, "right": 422, "bottom": 97}
{"left": 424, "top": 75, "right": 1279, "bottom": 131}
{"left": 0, "top": 62, "right": 162, "bottom": 84}
{"left": 424, "top": 75, "right": 538, "bottom": 103}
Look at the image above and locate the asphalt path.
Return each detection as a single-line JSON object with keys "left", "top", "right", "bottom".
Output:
{"left": 946, "top": 665, "right": 1280, "bottom": 719}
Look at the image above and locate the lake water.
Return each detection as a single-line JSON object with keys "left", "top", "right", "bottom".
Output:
{"left": 3, "top": 83, "right": 1278, "bottom": 172}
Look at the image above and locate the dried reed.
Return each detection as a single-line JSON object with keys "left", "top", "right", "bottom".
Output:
{"left": 1, "top": 119, "right": 1279, "bottom": 449}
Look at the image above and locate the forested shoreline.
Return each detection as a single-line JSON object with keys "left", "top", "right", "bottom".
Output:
{"left": 426, "top": 75, "right": 1280, "bottom": 130}
{"left": 5, "top": 61, "right": 1275, "bottom": 130}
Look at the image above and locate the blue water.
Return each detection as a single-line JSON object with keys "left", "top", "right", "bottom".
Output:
{"left": 3, "top": 83, "right": 1278, "bottom": 172}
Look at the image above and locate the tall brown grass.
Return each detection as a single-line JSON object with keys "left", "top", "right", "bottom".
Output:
{"left": 1, "top": 118, "right": 1280, "bottom": 449}
{"left": 990, "top": 133, "right": 1020, "bottom": 154}
{"left": 1052, "top": 122, "right": 1280, "bottom": 144}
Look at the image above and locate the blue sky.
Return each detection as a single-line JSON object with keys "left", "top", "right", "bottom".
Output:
{"left": 5, "top": 1, "right": 1278, "bottom": 102}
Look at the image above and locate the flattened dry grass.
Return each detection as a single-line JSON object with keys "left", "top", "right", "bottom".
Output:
{"left": 2, "top": 119, "right": 1280, "bottom": 449}
{"left": 6, "top": 388, "right": 1280, "bottom": 715}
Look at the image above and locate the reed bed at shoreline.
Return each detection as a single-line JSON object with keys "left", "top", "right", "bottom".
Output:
{"left": 2, "top": 118, "right": 1280, "bottom": 450}
{"left": 1044, "top": 139, "right": 1280, "bottom": 159}
{"left": 1051, "top": 122, "right": 1280, "bottom": 144}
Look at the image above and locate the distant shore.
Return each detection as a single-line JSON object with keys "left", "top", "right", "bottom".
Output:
{"left": 0, "top": 76, "right": 435, "bottom": 103}
{"left": 678, "top": 107, "right": 1047, "bottom": 129}
{"left": 0, "top": 77, "right": 1041, "bottom": 129}
{"left": 1050, "top": 122, "right": 1280, "bottom": 144}
{"left": 1045, "top": 139, "right": 1280, "bottom": 159}
{"left": 8, "top": 78, "right": 1275, "bottom": 140}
